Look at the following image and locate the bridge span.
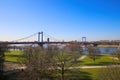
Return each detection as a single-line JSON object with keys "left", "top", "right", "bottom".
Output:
{"left": 0, "top": 41, "right": 98, "bottom": 47}
{"left": 0, "top": 32, "right": 98, "bottom": 46}
{"left": 0, "top": 41, "right": 73, "bottom": 45}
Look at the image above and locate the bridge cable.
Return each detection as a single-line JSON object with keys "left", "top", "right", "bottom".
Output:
{"left": 43, "top": 32, "right": 61, "bottom": 42}
{"left": 12, "top": 32, "right": 38, "bottom": 42}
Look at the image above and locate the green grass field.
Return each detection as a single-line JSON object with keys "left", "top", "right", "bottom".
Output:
{"left": 5, "top": 50, "right": 119, "bottom": 65}
{"left": 73, "top": 54, "right": 120, "bottom": 66}
{"left": 80, "top": 68, "right": 100, "bottom": 80}
{"left": 5, "top": 50, "right": 22, "bottom": 62}
{"left": 54, "top": 68, "right": 101, "bottom": 80}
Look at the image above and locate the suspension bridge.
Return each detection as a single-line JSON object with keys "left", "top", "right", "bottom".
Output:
{"left": 0, "top": 32, "right": 96, "bottom": 47}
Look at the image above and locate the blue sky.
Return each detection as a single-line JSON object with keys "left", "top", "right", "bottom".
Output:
{"left": 0, "top": 0, "right": 120, "bottom": 41}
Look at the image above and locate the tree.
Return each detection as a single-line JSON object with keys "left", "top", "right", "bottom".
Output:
{"left": 87, "top": 46, "right": 101, "bottom": 64}
{"left": 66, "top": 42, "right": 82, "bottom": 62}
{"left": 98, "top": 65, "right": 120, "bottom": 80}
{"left": 53, "top": 47, "right": 72, "bottom": 80}
{"left": 114, "top": 47, "right": 120, "bottom": 62}
{"left": 18, "top": 46, "right": 54, "bottom": 80}
{"left": 67, "top": 42, "right": 82, "bottom": 53}
{"left": 18, "top": 45, "right": 76, "bottom": 80}
{"left": 0, "top": 44, "right": 8, "bottom": 80}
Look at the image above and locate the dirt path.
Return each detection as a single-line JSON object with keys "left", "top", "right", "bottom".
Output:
{"left": 4, "top": 62, "right": 25, "bottom": 71}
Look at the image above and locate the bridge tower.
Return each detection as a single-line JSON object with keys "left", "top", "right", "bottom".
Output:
{"left": 82, "top": 37, "right": 87, "bottom": 47}
{"left": 38, "top": 32, "right": 41, "bottom": 42}
{"left": 38, "top": 32, "right": 44, "bottom": 47}
{"left": 38, "top": 32, "right": 43, "bottom": 42}
{"left": 82, "top": 37, "right": 86, "bottom": 42}
{"left": 41, "top": 32, "right": 43, "bottom": 42}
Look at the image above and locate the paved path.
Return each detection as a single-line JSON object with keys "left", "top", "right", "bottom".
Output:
{"left": 4, "top": 62, "right": 120, "bottom": 72}
{"left": 77, "top": 55, "right": 87, "bottom": 60}
{"left": 68, "top": 55, "right": 87, "bottom": 62}
{"left": 69, "top": 66, "right": 107, "bottom": 69}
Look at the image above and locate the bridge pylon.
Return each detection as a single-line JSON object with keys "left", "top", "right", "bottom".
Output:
{"left": 38, "top": 32, "right": 44, "bottom": 47}
{"left": 82, "top": 37, "right": 86, "bottom": 42}
{"left": 38, "top": 32, "right": 41, "bottom": 42}
{"left": 38, "top": 32, "right": 43, "bottom": 42}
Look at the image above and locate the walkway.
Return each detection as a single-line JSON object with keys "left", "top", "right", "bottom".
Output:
{"left": 69, "top": 66, "right": 107, "bottom": 69}
{"left": 77, "top": 55, "right": 87, "bottom": 60}
{"left": 4, "top": 62, "right": 120, "bottom": 72}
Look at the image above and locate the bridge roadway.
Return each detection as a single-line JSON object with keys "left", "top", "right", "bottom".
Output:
{"left": 0, "top": 41, "right": 98, "bottom": 47}
{"left": 0, "top": 41, "right": 82, "bottom": 45}
{"left": 1, "top": 41, "right": 119, "bottom": 46}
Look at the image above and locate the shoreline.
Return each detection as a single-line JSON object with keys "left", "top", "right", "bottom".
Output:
{"left": 97, "top": 45, "right": 118, "bottom": 48}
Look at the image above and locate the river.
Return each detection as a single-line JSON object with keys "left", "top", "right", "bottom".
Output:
{"left": 83, "top": 47, "right": 118, "bottom": 54}
{"left": 99, "top": 47, "right": 117, "bottom": 54}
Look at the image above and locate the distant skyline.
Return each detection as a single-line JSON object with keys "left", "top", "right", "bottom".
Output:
{"left": 0, "top": 0, "right": 120, "bottom": 41}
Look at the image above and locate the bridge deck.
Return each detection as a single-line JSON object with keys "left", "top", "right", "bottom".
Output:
{"left": 0, "top": 41, "right": 84, "bottom": 44}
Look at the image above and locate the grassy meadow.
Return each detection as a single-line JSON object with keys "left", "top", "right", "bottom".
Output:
{"left": 73, "top": 54, "right": 120, "bottom": 66}
{"left": 5, "top": 50, "right": 22, "bottom": 62}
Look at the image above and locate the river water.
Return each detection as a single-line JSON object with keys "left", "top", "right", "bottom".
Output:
{"left": 99, "top": 47, "right": 117, "bottom": 54}
{"left": 83, "top": 47, "right": 117, "bottom": 54}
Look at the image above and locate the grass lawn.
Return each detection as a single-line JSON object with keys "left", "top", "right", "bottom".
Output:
{"left": 80, "top": 68, "right": 100, "bottom": 80}
{"left": 53, "top": 68, "right": 101, "bottom": 80}
{"left": 5, "top": 50, "right": 119, "bottom": 65}
{"left": 5, "top": 50, "right": 22, "bottom": 62}
{"left": 73, "top": 54, "right": 120, "bottom": 66}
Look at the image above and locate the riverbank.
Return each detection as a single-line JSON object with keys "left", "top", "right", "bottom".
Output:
{"left": 98, "top": 45, "right": 118, "bottom": 48}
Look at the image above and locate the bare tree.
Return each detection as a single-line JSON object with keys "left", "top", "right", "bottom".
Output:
{"left": 0, "top": 44, "right": 8, "bottom": 80}
{"left": 98, "top": 65, "right": 120, "bottom": 80}
{"left": 87, "top": 46, "right": 101, "bottom": 64}
{"left": 67, "top": 42, "right": 82, "bottom": 53}
{"left": 52, "top": 45, "right": 78, "bottom": 80}
{"left": 18, "top": 45, "right": 77, "bottom": 80}
{"left": 18, "top": 46, "right": 54, "bottom": 80}
{"left": 114, "top": 48, "right": 120, "bottom": 62}
{"left": 66, "top": 42, "right": 82, "bottom": 62}
{"left": 54, "top": 49, "right": 64, "bottom": 80}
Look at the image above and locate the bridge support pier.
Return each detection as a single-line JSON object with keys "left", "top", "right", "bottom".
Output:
{"left": 38, "top": 43, "right": 44, "bottom": 48}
